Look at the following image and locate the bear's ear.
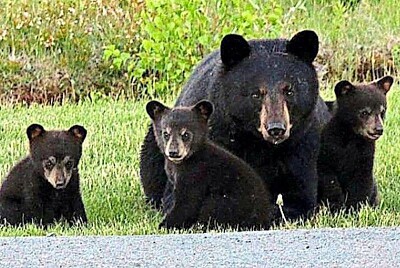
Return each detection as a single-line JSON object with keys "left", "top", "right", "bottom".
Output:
{"left": 334, "top": 80, "right": 356, "bottom": 97}
{"left": 146, "top": 100, "right": 169, "bottom": 121}
{"left": 375, "top": 76, "right": 394, "bottom": 95}
{"left": 193, "top": 100, "right": 214, "bottom": 121}
{"left": 68, "top": 125, "right": 87, "bottom": 143}
{"left": 27, "top": 124, "right": 45, "bottom": 141}
{"left": 286, "top": 30, "right": 319, "bottom": 64}
{"left": 220, "top": 34, "right": 251, "bottom": 68}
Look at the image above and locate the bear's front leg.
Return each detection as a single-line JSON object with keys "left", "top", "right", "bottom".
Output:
{"left": 277, "top": 131, "right": 320, "bottom": 221}
{"left": 70, "top": 193, "right": 87, "bottom": 225}
{"left": 159, "top": 182, "right": 205, "bottom": 230}
{"left": 139, "top": 125, "right": 169, "bottom": 209}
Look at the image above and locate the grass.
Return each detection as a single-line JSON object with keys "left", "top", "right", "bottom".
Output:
{"left": 0, "top": 0, "right": 399, "bottom": 102}
{"left": 0, "top": 0, "right": 399, "bottom": 235}
{"left": 0, "top": 87, "right": 399, "bottom": 236}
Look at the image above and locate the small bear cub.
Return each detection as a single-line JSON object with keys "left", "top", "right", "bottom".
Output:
{"left": 318, "top": 76, "right": 394, "bottom": 212}
{"left": 146, "top": 100, "right": 272, "bottom": 230}
{"left": 0, "top": 124, "right": 88, "bottom": 226}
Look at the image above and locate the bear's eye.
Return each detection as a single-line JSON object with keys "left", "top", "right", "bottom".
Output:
{"left": 284, "top": 86, "right": 294, "bottom": 97}
{"left": 360, "top": 110, "right": 370, "bottom": 117}
{"left": 163, "top": 132, "right": 170, "bottom": 141}
{"left": 65, "top": 160, "right": 74, "bottom": 169}
{"left": 181, "top": 132, "right": 191, "bottom": 142}
{"left": 251, "top": 92, "right": 261, "bottom": 99}
{"left": 44, "top": 160, "right": 54, "bottom": 170}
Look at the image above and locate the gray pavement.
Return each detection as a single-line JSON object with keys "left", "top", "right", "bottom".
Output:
{"left": 0, "top": 227, "right": 399, "bottom": 267}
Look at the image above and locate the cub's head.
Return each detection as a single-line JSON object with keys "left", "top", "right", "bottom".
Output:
{"left": 218, "top": 30, "right": 320, "bottom": 145}
{"left": 334, "top": 76, "right": 394, "bottom": 141}
{"left": 27, "top": 124, "right": 87, "bottom": 189}
{"left": 146, "top": 100, "right": 213, "bottom": 164}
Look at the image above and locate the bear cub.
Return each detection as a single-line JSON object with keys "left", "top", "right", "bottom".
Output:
{"left": 146, "top": 100, "right": 272, "bottom": 230}
{"left": 318, "top": 76, "right": 394, "bottom": 212}
{"left": 0, "top": 124, "right": 88, "bottom": 226}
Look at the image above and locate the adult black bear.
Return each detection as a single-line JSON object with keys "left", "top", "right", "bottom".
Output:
{"left": 140, "top": 30, "right": 330, "bottom": 221}
{"left": 0, "top": 124, "right": 88, "bottom": 226}
{"left": 318, "top": 76, "right": 394, "bottom": 212}
{"left": 147, "top": 100, "right": 272, "bottom": 230}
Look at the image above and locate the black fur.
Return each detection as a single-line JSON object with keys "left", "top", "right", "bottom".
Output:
{"left": 318, "top": 77, "right": 394, "bottom": 211}
{"left": 147, "top": 100, "right": 272, "bottom": 230}
{"left": 0, "top": 124, "right": 87, "bottom": 226}
{"left": 140, "top": 30, "right": 331, "bottom": 221}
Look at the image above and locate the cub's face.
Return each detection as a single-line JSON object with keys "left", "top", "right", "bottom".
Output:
{"left": 160, "top": 125, "right": 194, "bottom": 164}
{"left": 42, "top": 156, "right": 75, "bottom": 189}
{"left": 146, "top": 100, "right": 213, "bottom": 164}
{"left": 334, "top": 76, "right": 394, "bottom": 141}
{"left": 27, "top": 124, "right": 87, "bottom": 189}
{"left": 353, "top": 105, "right": 386, "bottom": 141}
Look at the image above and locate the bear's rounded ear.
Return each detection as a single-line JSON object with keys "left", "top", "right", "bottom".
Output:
{"left": 334, "top": 80, "right": 355, "bottom": 97}
{"left": 193, "top": 100, "right": 214, "bottom": 121}
{"left": 27, "top": 124, "right": 45, "bottom": 141}
{"left": 375, "top": 76, "right": 394, "bottom": 95}
{"left": 68, "top": 125, "right": 87, "bottom": 143}
{"left": 146, "top": 100, "right": 169, "bottom": 120}
{"left": 286, "top": 30, "right": 319, "bottom": 64}
{"left": 220, "top": 34, "right": 250, "bottom": 68}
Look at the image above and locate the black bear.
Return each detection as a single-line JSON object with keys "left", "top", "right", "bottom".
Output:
{"left": 140, "top": 30, "right": 331, "bottom": 221}
{"left": 317, "top": 76, "right": 394, "bottom": 212}
{"left": 0, "top": 124, "right": 88, "bottom": 226}
{"left": 146, "top": 100, "right": 272, "bottom": 230}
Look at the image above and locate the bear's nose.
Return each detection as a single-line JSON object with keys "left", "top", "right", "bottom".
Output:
{"left": 55, "top": 181, "right": 65, "bottom": 189}
{"left": 375, "top": 128, "right": 383, "bottom": 135}
{"left": 168, "top": 151, "right": 180, "bottom": 158}
{"left": 267, "top": 123, "right": 286, "bottom": 137}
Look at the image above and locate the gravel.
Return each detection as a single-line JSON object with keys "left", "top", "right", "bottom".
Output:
{"left": 0, "top": 227, "right": 399, "bottom": 267}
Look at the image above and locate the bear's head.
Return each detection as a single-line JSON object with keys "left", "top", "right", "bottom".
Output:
{"left": 334, "top": 76, "right": 394, "bottom": 141}
{"left": 218, "top": 30, "right": 319, "bottom": 144}
{"left": 27, "top": 124, "right": 87, "bottom": 189}
{"left": 147, "top": 100, "right": 213, "bottom": 164}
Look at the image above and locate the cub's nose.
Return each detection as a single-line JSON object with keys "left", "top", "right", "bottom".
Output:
{"left": 168, "top": 151, "right": 180, "bottom": 159}
{"left": 375, "top": 128, "right": 383, "bottom": 135}
{"left": 267, "top": 123, "right": 286, "bottom": 137}
{"left": 55, "top": 181, "right": 65, "bottom": 189}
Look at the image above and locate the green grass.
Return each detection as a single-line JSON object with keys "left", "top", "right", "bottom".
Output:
{"left": 0, "top": 87, "right": 399, "bottom": 236}
{"left": 0, "top": 0, "right": 399, "bottom": 102}
{"left": 0, "top": 0, "right": 400, "bottom": 235}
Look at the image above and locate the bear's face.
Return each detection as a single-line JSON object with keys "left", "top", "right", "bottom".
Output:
{"left": 334, "top": 76, "right": 394, "bottom": 141}
{"left": 147, "top": 100, "right": 213, "bottom": 164}
{"left": 27, "top": 124, "right": 87, "bottom": 189}
{"left": 218, "top": 31, "right": 319, "bottom": 144}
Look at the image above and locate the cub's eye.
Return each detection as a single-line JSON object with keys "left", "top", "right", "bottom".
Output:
{"left": 65, "top": 160, "right": 74, "bottom": 169}
{"left": 181, "top": 132, "right": 191, "bottom": 142}
{"left": 284, "top": 86, "right": 294, "bottom": 97}
{"left": 360, "top": 110, "right": 370, "bottom": 117}
{"left": 44, "top": 161, "right": 54, "bottom": 170}
{"left": 163, "top": 132, "right": 170, "bottom": 140}
{"left": 251, "top": 92, "right": 261, "bottom": 99}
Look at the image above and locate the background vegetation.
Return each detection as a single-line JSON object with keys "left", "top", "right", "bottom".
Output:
{"left": 0, "top": 0, "right": 399, "bottom": 235}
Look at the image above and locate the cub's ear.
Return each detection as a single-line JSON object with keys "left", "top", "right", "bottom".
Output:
{"left": 220, "top": 34, "right": 250, "bottom": 68}
{"left": 193, "top": 100, "right": 214, "bottom": 121}
{"left": 146, "top": 100, "right": 169, "bottom": 120}
{"left": 68, "top": 125, "right": 87, "bottom": 143}
{"left": 286, "top": 30, "right": 319, "bottom": 64}
{"left": 27, "top": 124, "right": 45, "bottom": 141}
{"left": 334, "top": 80, "right": 355, "bottom": 97}
{"left": 375, "top": 76, "right": 394, "bottom": 95}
